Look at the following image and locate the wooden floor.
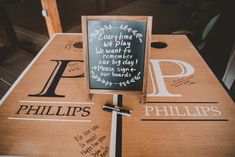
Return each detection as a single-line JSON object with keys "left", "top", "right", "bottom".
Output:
{"left": 0, "top": 47, "right": 33, "bottom": 99}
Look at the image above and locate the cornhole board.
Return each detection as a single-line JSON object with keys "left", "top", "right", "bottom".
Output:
{"left": 0, "top": 33, "right": 235, "bottom": 157}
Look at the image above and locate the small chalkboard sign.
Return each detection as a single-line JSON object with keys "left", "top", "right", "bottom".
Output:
{"left": 82, "top": 16, "right": 152, "bottom": 95}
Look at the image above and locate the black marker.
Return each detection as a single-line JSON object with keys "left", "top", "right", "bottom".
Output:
{"left": 103, "top": 104, "right": 132, "bottom": 116}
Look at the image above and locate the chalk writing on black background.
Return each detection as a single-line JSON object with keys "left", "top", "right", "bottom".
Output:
{"left": 88, "top": 20, "right": 147, "bottom": 90}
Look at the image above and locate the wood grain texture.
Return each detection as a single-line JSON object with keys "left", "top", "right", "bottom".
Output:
{"left": 0, "top": 34, "right": 234, "bottom": 157}
{"left": 41, "top": 0, "right": 62, "bottom": 37}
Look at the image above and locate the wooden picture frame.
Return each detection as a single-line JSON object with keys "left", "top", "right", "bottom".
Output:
{"left": 82, "top": 16, "right": 152, "bottom": 98}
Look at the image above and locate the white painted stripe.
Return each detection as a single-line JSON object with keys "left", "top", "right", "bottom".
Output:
{"left": 110, "top": 112, "right": 117, "bottom": 156}
{"left": 109, "top": 94, "right": 118, "bottom": 157}
{"left": 147, "top": 62, "right": 156, "bottom": 97}
{"left": 0, "top": 34, "right": 57, "bottom": 106}
{"left": 19, "top": 100, "right": 94, "bottom": 104}
{"left": 8, "top": 117, "right": 91, "bottom": 123}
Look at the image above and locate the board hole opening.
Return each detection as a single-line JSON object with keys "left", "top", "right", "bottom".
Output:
{"left": 151, "top": 42, "right": 167, "bottom": 49}
{"left": 73, "top": 42, "right": 83, "bottom": 48}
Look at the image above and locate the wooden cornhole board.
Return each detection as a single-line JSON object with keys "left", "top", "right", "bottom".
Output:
{"left": 0, "top": 33, "right": 235, "bottom": 157}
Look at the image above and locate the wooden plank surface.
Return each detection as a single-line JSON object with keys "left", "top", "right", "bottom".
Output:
{"left": 0, "top": 33, "right": 234, "bottom": 157}
{"left": 41, "top": 0, "right": 62, "bottom": 37}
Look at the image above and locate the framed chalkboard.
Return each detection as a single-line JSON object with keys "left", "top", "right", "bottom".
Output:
{"left": 82, "top": 16, "right": 152, "bottom": 95}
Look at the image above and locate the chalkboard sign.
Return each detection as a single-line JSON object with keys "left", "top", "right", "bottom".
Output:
{"left": 82, "top": 16, "right": 152, "bottom": 94}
